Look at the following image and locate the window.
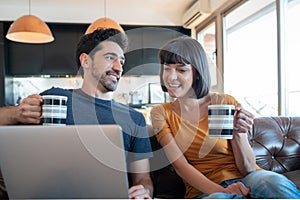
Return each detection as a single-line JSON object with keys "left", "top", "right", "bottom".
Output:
{"left": 286, "top": 0, "right": 300, "bottom": 115}
{"left": 197, "top": 22, "right": 219, "bottom": 91}
{"left": 223, "top": 0, "right": 278, "bottom": 116}
{"left": 196, "top": 0, "right": 300, "bottom": 116}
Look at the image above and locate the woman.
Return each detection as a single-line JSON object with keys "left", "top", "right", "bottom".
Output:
{"left": 150, "top": 36, "right": 300, "bottom": 199}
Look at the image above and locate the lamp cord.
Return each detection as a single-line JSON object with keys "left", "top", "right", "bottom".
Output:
{"left": 29, "top": 0, "right": 31, "bottom": 15}
{"left": 104, "top": 0, "right": 107, "bottom": 18}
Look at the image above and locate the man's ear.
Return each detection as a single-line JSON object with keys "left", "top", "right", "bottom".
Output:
{"left": 79, "top": 53, "right": 89, "bottom": 68}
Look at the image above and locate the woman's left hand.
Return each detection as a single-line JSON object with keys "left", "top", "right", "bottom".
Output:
{"left": 128, "top": 185, "right": 151, "bottom": 199}
{"left": 234, "top": 103, "right": 254, "bottom": 133}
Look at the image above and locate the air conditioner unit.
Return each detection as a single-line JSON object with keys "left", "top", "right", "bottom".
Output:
{"left": 183, "top": 0, "right": 202, "bottom": 28}
{"left": 182, "top": 0, "right": 224, "bottom": 28}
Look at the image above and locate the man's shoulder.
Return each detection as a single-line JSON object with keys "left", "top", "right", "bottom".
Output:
{"left": 112, "top": 101, "right": 140, "bottom": 113}
{"left": 111, "top": 101, "right": 146, "bottom": 125}
{"left": 40, "top": 87, "right": 72, "bottom": 96}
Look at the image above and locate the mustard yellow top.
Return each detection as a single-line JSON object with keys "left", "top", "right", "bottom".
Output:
{"left": 150, "top": 94, "right": 259, "bottom": 198}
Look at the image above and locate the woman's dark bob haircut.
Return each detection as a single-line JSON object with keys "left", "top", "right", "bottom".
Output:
{"left": 158, "top": 36, "right": 211, "bottom": 99}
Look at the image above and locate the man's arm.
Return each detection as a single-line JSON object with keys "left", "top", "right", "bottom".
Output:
{"left": 0, "top": 94, "right": 42, "bottom": 125}
{"left": 128, "top": 158, "right": 153, "bottom": 199}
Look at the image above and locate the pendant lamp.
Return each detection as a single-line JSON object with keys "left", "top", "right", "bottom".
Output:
{"left": 85, "top": 0, "right": 124, "bottom": 34}
{"left": 85, "top": 17, "right": 124, "bottom": 34}
{"left": 6, "top": 0, "right": 54, "bottom": 44}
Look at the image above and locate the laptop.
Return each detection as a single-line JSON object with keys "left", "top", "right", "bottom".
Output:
{"left": 0, "top": 125, "right": 129, "bottom": 199}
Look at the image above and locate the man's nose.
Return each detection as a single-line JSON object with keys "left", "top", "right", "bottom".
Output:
{"left": 112, "top": 59, "right": 123, "bottom": 73}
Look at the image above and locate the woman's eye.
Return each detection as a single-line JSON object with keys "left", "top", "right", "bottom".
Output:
{"left": 178, "top": 69, "right": 187, "bottom": 73}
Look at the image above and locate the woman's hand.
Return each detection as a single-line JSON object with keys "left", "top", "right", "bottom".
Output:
{"left": 234, "top": 103, "right": 254, "bottom": 134}
{"left": 223, "top": 181, "right": 251, "bottom": 197}
{"left": 128, "top": 185, "right": 151, "bottom": 199}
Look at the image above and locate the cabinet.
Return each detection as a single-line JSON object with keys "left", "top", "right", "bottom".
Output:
{"left": 3, "top": 23, "right": 190, "bottom": 76}
{"left": 43, "top": 24, "right": 86, "bottom": 75}
{"left": 122, "top": 26, "right": 190, "bottom": 76}
{"left": 7, "top": 42, "right": 44, "bottom": 75}
{"left": 5, "top": 23, "right": 88, "bottom": 76}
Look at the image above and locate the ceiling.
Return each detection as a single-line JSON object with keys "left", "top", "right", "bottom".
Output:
{"left": 0, "top": 0, "right": 197, "bottom": 26}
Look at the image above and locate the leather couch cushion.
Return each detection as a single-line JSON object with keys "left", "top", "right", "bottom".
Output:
{"left": 250, "top": 117, "right": 300, "bottom": 173}
{"left": 283, "top": 170, "right": 300, "bottom": 190}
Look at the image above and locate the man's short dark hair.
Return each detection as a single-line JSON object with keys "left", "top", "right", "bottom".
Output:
{"left": 75, "top": 28, "right": 128, "bottom": 75}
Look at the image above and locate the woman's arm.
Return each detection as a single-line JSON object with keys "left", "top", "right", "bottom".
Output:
{"left": 128, "top": 159, "right": 153, "bottom": 199}
{"left": 159, "top": 133, "right": 250, "bottom": 196}
{"left": 231, "top": 103, "right": 256, "bottom": 175}
{"left": 150, "top": 105, "right": 250, "bottom": 196}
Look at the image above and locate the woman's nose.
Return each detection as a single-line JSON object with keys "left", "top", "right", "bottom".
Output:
{"left": 170, "top": 69, "right": 177, "bottom": 80}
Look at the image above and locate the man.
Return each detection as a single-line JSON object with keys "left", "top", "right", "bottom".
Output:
{"left": 0, "top": 28, "right": 153, "bottom": 199}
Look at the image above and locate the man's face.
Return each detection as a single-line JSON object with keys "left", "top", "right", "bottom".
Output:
{"left": 87, "top": 41, "right": 125, "bottom": 92}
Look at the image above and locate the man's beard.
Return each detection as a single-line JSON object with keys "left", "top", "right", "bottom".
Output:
{"left": 92, "top": 68, "right": 120, "bottom": 92}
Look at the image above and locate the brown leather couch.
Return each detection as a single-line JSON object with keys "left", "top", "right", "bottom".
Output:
{"left": 149, "top": 116, "right": 300, "bottom": 198}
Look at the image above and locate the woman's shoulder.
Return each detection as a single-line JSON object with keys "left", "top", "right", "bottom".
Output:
{"left": 209, "top": 93, "right": 238, "bottom": 105}
{"left": 150, "top": 102, "right": 174, "bottom": 121}
{"left": 151, "top": 102, "right": 172, "bottom": 112}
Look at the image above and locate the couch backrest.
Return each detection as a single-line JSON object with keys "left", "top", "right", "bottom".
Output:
{"left": 251, "top": 116, "right": 300, "bottom": 173}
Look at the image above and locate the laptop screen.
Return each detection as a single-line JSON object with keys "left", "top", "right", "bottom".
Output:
{"left": 0, "top": 125, "right": 129, "bottom": 199}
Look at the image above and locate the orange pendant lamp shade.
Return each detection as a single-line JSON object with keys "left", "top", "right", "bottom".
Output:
{"left": 6, "top": 15, "right": 54, "bottom": 44}
{"left": 85, "top": 17, "right": 124, "bottom": 34}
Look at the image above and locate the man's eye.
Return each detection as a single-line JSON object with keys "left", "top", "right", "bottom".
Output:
{"left": 120, "top": 60, "right": 125, "bottom": 66}
{"left": 105, "top": 55, "right": 116, "bottom": 61}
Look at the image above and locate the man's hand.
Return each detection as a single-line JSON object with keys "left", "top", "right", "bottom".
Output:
{"left": 16, "top": 94, "right": 43, "bottom": 124}
{"left": 128, "top": 184, "right": 151, "bottom": 199}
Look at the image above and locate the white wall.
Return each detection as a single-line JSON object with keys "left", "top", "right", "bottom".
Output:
{"left": 0, "top": 0, "right": 195, "bottom": 26}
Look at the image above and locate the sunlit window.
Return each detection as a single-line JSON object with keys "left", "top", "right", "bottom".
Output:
{"left": 197, "top": 22, "right": 219, "bottom": 91}
{"left": 286, "top": 0, "right": 300, "bottom": 115}
{"left": 223, "top": 0, "right": 278, "bottom": 116}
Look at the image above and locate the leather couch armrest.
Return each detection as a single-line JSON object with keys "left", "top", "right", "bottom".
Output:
{"left": 250, "top": 117, "right": 300, "bottom": 173}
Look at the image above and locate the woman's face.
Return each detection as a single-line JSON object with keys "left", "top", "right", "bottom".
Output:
{"left": 162, "top": 63, "right": 194, "bottom": 98}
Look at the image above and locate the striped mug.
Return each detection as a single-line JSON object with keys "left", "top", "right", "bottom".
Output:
{"left": 42, "top": 95, "right": 68, "bottom": 126}
{"left": 208, "top": 104, "right": 235, "bottom": 139}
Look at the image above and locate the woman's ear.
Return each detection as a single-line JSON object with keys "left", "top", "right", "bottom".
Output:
{"left": 79, "top": 53, "right": 89, "bottom": 68}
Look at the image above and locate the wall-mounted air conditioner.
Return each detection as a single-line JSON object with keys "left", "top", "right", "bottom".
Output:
{"left": 182, "top": 0, "right": 225, "bottom": 28}
{"left": 183, "top": 0, "right": 203, "bottom": 28}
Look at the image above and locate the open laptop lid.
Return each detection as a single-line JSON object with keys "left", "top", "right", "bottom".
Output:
{"left": 0, "top": 125, "right": 129, "bottom": 199}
